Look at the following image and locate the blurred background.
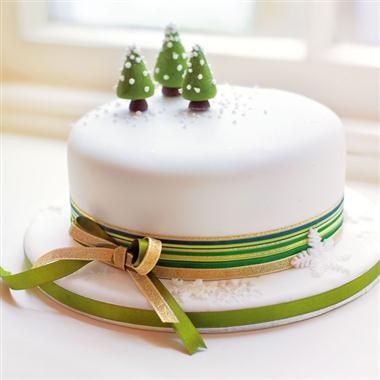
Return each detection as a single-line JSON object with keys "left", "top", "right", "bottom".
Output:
{"left": 1, "top": 0, "right": 380, "bottom": 182}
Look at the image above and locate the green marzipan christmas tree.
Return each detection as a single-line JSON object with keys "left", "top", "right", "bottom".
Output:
{"left": 182, "top": 45, "right": 217, "bottom": 111}
{"left": 116, "top": 46, "right": 155, "bottom": 112}
{"left": 154, "top": 24, "right": 187, "bottom": 97}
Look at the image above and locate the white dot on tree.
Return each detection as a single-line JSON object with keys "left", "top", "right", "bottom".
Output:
{"left": 143, "top": 70, "right": 148, "bottom": 76}
{"left": 163, "top": 74, "right": 170, "bottom": 80}
{"left": 176, "top": 64, "right": 183, "bottom": 71}
{"left": 182, "top": 53, "right": 187, "bottom": 59}
{"left": 200, "top": 59, "right": 205, "bottom": 66}
{"left": 186, "top": 84, "right": 192, "bottom": 90}
{"left": 129, "top": 78, "right": 135, "bottom": 85}
{"left": 197, "top": 74, "right": 203, "bottom": 80}
{"left": 130, "top": 55, "right": 135, "bottom": 60}
{"left": 188, "top": 68, "right": 193, "bottom": 73}
{"left": 172, "top": 52, "right": 179, "bottom": 60}
{"left": 194, "top": 87, "right": 201, "bottom": 93}
{"left": 144, "top": 86, "right": 150, "bottom": 92}
{"left": 167, "top": 42, "right": 173, "bottom": 48}
{"left": 125, "top": 62, "right": 132, "bottom": 69}
{"left": 155, "top": 67, "right": 160, "bottom": 73}
{"left": 135, "top": 57, "right": 142, "bottom": 63}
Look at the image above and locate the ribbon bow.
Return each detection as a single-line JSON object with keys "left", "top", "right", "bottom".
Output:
{"left": 0, "top": 216, "right": 206, "bottom": 355}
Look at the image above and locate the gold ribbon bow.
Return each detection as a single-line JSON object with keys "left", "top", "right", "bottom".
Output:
{"left": 34, "top": 216, "right": 178, "bottom": 323}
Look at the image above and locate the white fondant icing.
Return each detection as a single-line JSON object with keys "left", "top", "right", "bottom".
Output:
{"left": 24, "top": 188, "right": 379, "bottom": 313}
{"left": 68, "top": 85, "right": 345, "bottom": 237}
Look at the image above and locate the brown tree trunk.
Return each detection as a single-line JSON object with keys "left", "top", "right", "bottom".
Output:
{"left": 188, "top": 100, "right": 210, "bottom": 112}
{"left": 129, "top": 99, "right": 148, "bottom": 112}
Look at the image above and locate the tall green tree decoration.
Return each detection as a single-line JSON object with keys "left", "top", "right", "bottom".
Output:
{"left": 154, "top": 24, "right": 187, "bottom": 97}
{"left": 182, "top": 45, "right": 217, "bottom": 111}
{"left": 117, "top": 46, "right": 155, "bottom": 112}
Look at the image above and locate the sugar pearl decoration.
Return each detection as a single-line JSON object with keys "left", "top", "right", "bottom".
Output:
{"left": 130, "top": 54, "right": 135, "bottom": 60}
{"left": 194, "top": 87, "right": 201, "bottom": 93}
{"left": 200, "top": 59, "right": 205, "bottom": 66}
{"left": 172, "top": 52, "right": 179, "bottom": 60}
{"left": 167, "top": 41, "right": 173, "bottom": 48}
{"left": 144, "top": 86, "right": 150, "bottom": 92}
{"left": 197, "top": 74, "right": 203, "bottom": 80}
{"left": 135, "top": 56, "right": 142, "bottom": 63}
{"left": 176, "top": 64, "right": 183, "bottom": 71}
{"left": 143, "top": 70, "right": 148, "bottom": 77}
{"left": 129, "top": 78, "right": 135, "bottom": 85}
{"left": 182, "top": 53, "right": 187, "bottom": 59}
{"left": 186, "top": 84, "right": 192, "bottom": 90}
{"left": 163, "top": 74, "right": 170, "bottom": 80}
{"left": 125, "top": 62, "right": 132, "bottom": 69}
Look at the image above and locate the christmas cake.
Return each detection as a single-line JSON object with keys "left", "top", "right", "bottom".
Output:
{"left": 1, "top": 25, "right": 378, "bottom": 355}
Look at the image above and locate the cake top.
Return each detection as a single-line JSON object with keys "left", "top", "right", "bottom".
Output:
{"left": 70, "top": 85, "right": 341, "bottom": 175}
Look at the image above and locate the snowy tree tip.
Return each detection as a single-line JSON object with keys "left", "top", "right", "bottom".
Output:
{"left": 165, "top": 23, "right": 178, "bottom": 35}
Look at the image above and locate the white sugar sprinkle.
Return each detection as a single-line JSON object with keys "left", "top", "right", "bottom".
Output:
{"left": 163, "top": 74, "right": 170, "bottom": 80}
{"left": 178, "top": 88, "right": 183, "bottom": 94}
{"left": 129, "top": 78, "right": 135, "bottom": 85}
{"left": 200, "top": 59, "right": 205, "bottom": 65}
{"left": 144, "top": 86, "right": 150, "bottom": 92}
{"left": 176, "top": 64, "right": 183, "bottom": 71}
{"left": 194, "top": 87, "right": 200, "bottom": 93}
{"left": 188, "top": 62, "right": 192, "bottom": 67}
{"left": 130, "top": 54, "right": 135, "bottom": 60}
{"left": 125, "top": 62, "right": 132, "bottom": 68}
{"left": 172, "top": 52, "right": 179, "bottom": 60}
{"left": 188, "top": 68, "right": 193, "bottom": 73}
{"left": 143, "top": 70, "right": 148, "bottom": 77}
{"left": 135, "top": 57, "right": 142, "bottom": 63}
{"left": 197, "top": 74, "right": 203, "bottom": 80}
{"left": 186, "top": 84, "right": 192, "bottom": 90}
{"left": 182, "top": 53, "right": 187, "bottom": 59}
{"left": 167, "top": 41, "right": 173, "bottom": 48}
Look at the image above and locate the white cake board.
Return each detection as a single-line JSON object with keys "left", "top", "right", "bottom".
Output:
{"left": 24, "top": 188, "right": 379, "bottom": 333}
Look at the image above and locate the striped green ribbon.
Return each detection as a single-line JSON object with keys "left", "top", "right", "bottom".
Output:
{"left": 71, "top": 198, "right": 344, "bottom": 272}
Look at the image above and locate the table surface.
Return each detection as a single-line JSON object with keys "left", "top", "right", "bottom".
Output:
{"left": 1, "top": 133, "right": 379, "bottom": 380}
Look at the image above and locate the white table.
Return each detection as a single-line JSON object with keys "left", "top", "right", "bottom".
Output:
{"left": 1, "top": 133, "right": 379, "bottom": 379}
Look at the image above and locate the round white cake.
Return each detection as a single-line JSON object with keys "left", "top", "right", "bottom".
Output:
{"left": 67, "top": 85, "right": 345, "bottom": 279}
{"left": 68, "top": 85, "right": 344, "bottom": 236}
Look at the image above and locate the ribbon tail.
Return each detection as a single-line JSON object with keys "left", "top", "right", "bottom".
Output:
{"left": 148, "top": 272, "right": 207, "bottom": 355}
{"left": 127, "top": 270, "right": 178, "bottom": 323}
{"left": 0, "top": 260, "right": 89, "bottom": 290}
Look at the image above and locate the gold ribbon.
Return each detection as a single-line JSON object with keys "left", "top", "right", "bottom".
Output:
{"left": 34, "top": 216, "right": 178, "bottom": 323}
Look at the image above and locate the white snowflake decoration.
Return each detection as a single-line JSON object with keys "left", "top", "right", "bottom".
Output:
{"left": 291, "top": 229, "right": 349, "bottom": 277}
{"left": 167, "top": 278, "right": 262, "bottom": 305}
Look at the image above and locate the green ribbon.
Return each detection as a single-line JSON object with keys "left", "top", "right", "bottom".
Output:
{"left": 7, "top": 260, "right": 378, "bottom": 331}
{"left": 0, "top": 218, "right": 206, "bottom": 355}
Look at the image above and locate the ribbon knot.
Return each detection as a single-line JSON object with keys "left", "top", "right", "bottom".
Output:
{"left": 0, "top": 216, "right": 206, "bottom": 354}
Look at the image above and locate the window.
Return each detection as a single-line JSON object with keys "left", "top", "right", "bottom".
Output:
{"left": 48, "top": 1, "right": 307, "bottom": 38}
{"left": 3, "top": 0, "right": 380, "bottom": 123}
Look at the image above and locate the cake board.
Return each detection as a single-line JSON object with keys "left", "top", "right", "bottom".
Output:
{"left": 23, "top": 188, "right": 379, "bottom": 333}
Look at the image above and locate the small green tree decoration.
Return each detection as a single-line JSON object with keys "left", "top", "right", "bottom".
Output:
{"left": 154, "top": 24, "right": 187, "bottom": 97}
{"left": 116, "top": 46, "right": 155, "bottom": 112}
{"left": 182, "top": 45, "right": 217, "bottom": 111}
